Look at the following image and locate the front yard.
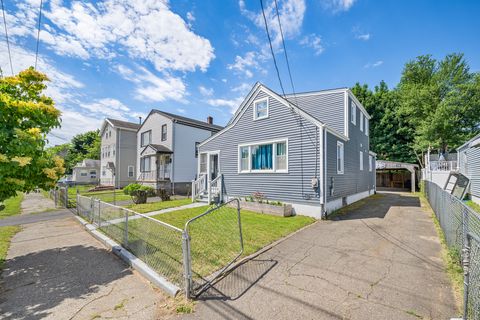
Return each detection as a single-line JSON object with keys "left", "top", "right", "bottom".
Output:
{"left": 0, "top": 193, "right": 24, "bottom": 220}
{"left": 124, "top": 198, "right": 192, "bottom": 213}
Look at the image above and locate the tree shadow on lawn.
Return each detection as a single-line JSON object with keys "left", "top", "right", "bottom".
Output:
{"left": 0, "top": 245, "right": 132, "bottom": 320}
{"left": 195, "top": 258, "right": 278, "bottom": 301}
{"left": 330, "top": 192, "right": 421, "bottom": 221}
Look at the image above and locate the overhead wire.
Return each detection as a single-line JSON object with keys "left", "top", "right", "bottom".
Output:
{"left": 1, "top": 0, "right": 14, "bottom": 75}
{"left": 34, "top": 0, "right": 43, "bottom": 70}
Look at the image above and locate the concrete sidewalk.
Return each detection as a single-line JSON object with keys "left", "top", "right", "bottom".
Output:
{"left": 184, "top": 192, "right": 458, "bottom": 320}
{"left": 0, "top": 212, "right": 169, "bottom": 319}
{"left": 20, "top": 192, "right": 56, "bottom": 215}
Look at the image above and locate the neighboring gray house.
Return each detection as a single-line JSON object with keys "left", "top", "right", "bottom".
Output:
{"left": 458, "top": 133, "right": 480, "bottom": 205}
{"left": 137, "top": 110, "right": 223, "bottom": 194}
{"left": 72, "top": 159, "right": 100, "bottom": 184}
{"left": 195, "top": 83, "right": 376, "bottom": 219}
{"left": 100, "top": 118, "right": 140, "bottom": 188}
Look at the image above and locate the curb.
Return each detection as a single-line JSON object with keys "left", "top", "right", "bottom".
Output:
{"left": 72, "top": 215, "right": 181, "bottom": 297}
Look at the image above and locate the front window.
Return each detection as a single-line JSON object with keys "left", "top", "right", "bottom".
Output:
{"left": 199, "top": 153, "right": 207, "bottom": 173}
{"left": 254, "top": 98, "right": 268, "bottom": 120}
{"left": 140, "top": 157, "right": 151, "bottom": 172}
{"left": 239, "top": 140, "right": 287, "bottom": 173}
{"left": 141, "top": 130, "right": 151, "bottom": 147}
{"left": 128, "top": 165, "right": 134, "bottom": 177}
{"left": 161, "top": 124, "right": 167, "bottom": 141}
{"left": 351, "top": 102, "right": 356, "bottom": 125}
{"left": 337, "top": 142, "right": 344, "bottom": 174}
{"left": 80, "top": 171, "right": 87, "bottom": 177}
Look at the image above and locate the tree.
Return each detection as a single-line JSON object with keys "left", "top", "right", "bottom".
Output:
{"left": 397, "top": 53, "right": 480, "bottom": 166}
{"left": 48, "top": 130, "right": 100, "bottom": 173}
{"left": 0, "top": 68, "right": 65, "bottom": 201}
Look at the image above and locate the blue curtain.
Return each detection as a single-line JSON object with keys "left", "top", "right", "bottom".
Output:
{"left": 252, "top": 144, "right": 273, "bottom": 170}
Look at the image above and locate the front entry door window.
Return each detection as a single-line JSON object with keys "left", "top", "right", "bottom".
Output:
{"left": 210, "top": 154, "right": 219, "bottom": 180}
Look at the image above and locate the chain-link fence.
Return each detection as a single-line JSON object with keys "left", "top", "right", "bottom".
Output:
{"left": 184, "top": 199, "right": 243, "bottom": 297}
{"left": 76, "top": 194, "right": 185, "bottom": 287}
{"left": 49, "top": 187, "right": 69, "bottom": 208}
{"left": 424, "top": 181, "right": 480, "bottom": 319}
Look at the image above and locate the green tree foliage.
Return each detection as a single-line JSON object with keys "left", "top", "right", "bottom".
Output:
{"left": 397, "top": 53, "right": 480, "bottom": 165}
{"left": 48, "top": 130, "right": 100, "bottom": 173}
{"left": 353, "top": 53, "right": 480, "bottom": 167}
{"left": 0, "top": 68, "right": 65, "bottom": 201}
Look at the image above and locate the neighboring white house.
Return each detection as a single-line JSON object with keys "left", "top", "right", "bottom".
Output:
{"left": 100, "top": 118, "right": 140, "bottom": 188}
{"left": 137, "top": 110, "right": 223, "bottom": 195}
{"left": 72, "top": 159, "right": 101, "bottom": 184}
{"left": 422, "top": 151, "right": 458, "bottom": 188}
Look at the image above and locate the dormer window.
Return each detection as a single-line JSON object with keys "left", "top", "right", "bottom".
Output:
{"left": 254, "top": 98, "right": 269, "bottom": 120}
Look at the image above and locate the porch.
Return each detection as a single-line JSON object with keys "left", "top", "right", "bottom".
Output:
{"left": 192, "top": 151, "right": 223, "bottom": 203}
{"left": 138, "top": 144, "right": 173, "bottom": 188}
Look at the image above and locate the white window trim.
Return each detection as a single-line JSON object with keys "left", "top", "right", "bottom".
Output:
{"left": 238, "top": 138, "right": 288, "bottom": 173}
{"left": 360, "top": 113, "right": 364, "bottom": 132}
{"left": 253, "top": 97, "right": 269, "bottom": 121}
{"left": 351, "top": 102, "right": 356, "bottom": 125}
{"left": 365, "top": 119, "right": 369, "bottom": 136}
{"left": 199, "top": 152, "right": 208, "bottom": 174}
{"left": 128, "top": 165, "right": 134, "bottom": 177}
{"left": 337, "top": 141, "right": 344, "bottom": 174}
{"left": 360, "top": 151, "right": 364, "bottom": 171}
{"left": 369, "top": 155, "right": 373, "bottom": 172}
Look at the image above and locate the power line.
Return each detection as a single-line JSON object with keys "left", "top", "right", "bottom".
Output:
{"left": 260, "top": 0, "right": 286, "bottom": 96}
{"left": 1, "top": 0, "right": 13, "bottom": 75}
{"left": 34, "top": 0, "right": 43, "bottom": 70}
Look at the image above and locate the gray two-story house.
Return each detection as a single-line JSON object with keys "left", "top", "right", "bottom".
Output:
{"left": 137, "top": 110, "right": 223, "bottom": 194}
{"left": 458, "top": 133, "right": 480, "bottom": 205}
{"left": 196, "top": 83, "right": 376, "bottom": 219}
{"left": 100, "top": 118, "right": 140, "bottom": 188}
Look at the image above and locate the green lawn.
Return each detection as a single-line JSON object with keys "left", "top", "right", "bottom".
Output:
{"left": 466, "top": 200, "right": 480, "bottom": 214}
{"left": 0, "top": 193, "right": 24, "bottom": 220}
{"left": 151, "top": 205, "right": 315, "bottom": 278}
{"left": 0, "top": 226, "right": 20, "bottom": 271}
{"left": 67, "top": 186, "right": 130, "bottom": 206}
{"left": 125, "top": 198, "right": 192, "bottom": 213}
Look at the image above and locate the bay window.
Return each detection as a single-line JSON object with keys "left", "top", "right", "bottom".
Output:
{"left": 140, "top": 156, "right": 151, "bottom": 172}
{"left": 238, "top": 140, "right": 287, "bottom": 173}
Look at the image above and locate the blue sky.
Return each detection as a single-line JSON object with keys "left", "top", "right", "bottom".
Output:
{"left": 1, "top": 0, "right": 479, "bottom": 145}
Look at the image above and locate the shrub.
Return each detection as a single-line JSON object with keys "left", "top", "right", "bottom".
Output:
{"left": 123, "top": 183, "right": 155, "bottom": 204}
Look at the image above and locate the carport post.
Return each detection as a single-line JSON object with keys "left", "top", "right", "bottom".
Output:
{"left": 411, "top": 170, "right": 415, "bottom": 193}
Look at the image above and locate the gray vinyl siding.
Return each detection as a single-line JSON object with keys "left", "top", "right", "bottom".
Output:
{"left": 287, "top": 92, "right": 345, "bottom": 135}
{"left": 466, "top": 146, "right": 480, "bottom": 198}
{"left": 326, "top": 97, "right": 373, "bottom": 201}
{"left": 116, "top": 129, "right": 137, "bottom": 187}
{"left": 200, "top": 90, "right": 322, "bottom": 205}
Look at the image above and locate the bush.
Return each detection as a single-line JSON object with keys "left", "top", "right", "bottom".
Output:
{"left": 123, "top": 183, "right": 155, "bottom": 204}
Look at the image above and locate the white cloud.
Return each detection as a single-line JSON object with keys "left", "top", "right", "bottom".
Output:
{"left": 364, "top": 60, "right": 384, "bottom": 68}
{"left": 7, "top": 0, "right": 215, "bottom": 74}
{"left": 206, "top": 97, "right": 243, "bottom": 114}
{"left": 356, "top": 33, "right": 371, "bottom": 41}
{"left": 198, "top": 86, "right": 214, "bottom": 97}
{"left": 228, "top": 51, "right": 264, "bottom": 78}
{"left": 186, "top": 11, "right": 195, "bottom": 27}
{"left": 299, "top": 34, "right": 324, "bottom": 55}
{"left": 81, "top": 98, "right": 130, "bottom": 120}
{"left": 232, "top": 83, "right": 252, "bottom": 95}
{"left": 321, "top": 0, "right": 356, "bottom": 13}
{"left": 114, "top": 64, "right": 187, "bottom": 102}
{"left": 240, "top": 0, "right": 306, "bottom": 48}
{"left": 176, "top": 108, "right": 186, "bottom": 114}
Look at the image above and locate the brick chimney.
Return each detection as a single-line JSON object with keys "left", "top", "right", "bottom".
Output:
{"left": 207, "top": 116, "right": 213, "bottom": 125}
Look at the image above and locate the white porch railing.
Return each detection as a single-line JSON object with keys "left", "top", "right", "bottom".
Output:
{"left": 429, "top": 161, "right": 458, "bottom": 172}
{"left": 208, "top": 174, "right": 223, "bottom": 204}
{"left": 192, "top": 174, "right": 207, "bottom": 202}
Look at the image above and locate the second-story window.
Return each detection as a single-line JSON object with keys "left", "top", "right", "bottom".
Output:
{"left": 161, "top": 124, "right": 167, "bottom": 141}
{"left": 351, "top": 102, "right": 356, "bottom": 125}
{"left": 141, "top": 130, "right": 151, "bottom": 147}
{"left": 365, "top": 119, "right": 369, "bottom": 136}
{"left": 195, "top": 142, "right": 200, "bottom": 158}
{"left": 360, "top": 113, "right": 364, "bottom": 132}
{"left": 254, "top": 98, "right": 269, "bottom": 120}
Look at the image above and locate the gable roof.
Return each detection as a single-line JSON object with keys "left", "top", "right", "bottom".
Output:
{"left": 100, "top": 118, "right": 141, "bottom": 135}
{"left": 140, "top": 144, "right": 173, "bottom": 155}
{"left": 144, "top": 109, "right": 223, "bottom": 132}
{"left": 74, "top": 159, "right": 100, "bottom": 168}
{"left": 201, "top": 83, "right": 349, "bottom": 148}
{"left": 458, "top": 133, "right": 480, "bottom": 150}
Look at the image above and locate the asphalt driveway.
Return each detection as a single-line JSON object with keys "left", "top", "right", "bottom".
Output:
{"left": 185, "top": 192, "right": 458, "bottom": 320}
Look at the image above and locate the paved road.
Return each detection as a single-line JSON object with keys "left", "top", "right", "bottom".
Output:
{"left": 184, "top": 192, "right": 458, "bottom": 320}
{"left": 0, "top": 203, "right": 168, "bottom": 319}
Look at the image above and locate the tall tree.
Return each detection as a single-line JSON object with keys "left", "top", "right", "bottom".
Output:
{"left": 0, "top": 68, "right": 65, "bottom": 201}
{"left": 397, "top": 53, "right": 480, "bottom": 165}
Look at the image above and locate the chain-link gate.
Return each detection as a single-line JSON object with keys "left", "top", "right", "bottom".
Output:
{"left": 183, "top": 199, "right": 244, "bottom": 298}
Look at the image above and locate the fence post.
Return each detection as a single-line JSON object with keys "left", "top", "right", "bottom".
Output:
{"left": 124, "top": 210, "right": 129, "bottom": 248}
{"left": 76, "top": 189, "right": 79, "bottom": 215}
{"left": 182, "top": 231, "right": 192, "bottom": 299}
{"left": 462, "top": 234, "right": 471, "bottom": 320}
{"left": 65, "top": 186, "right": 69, "bottom": 208}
